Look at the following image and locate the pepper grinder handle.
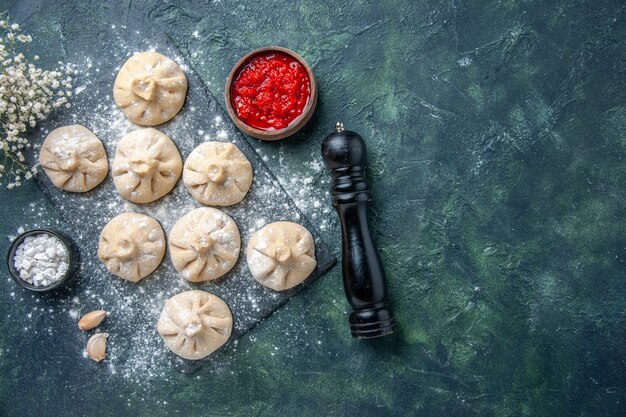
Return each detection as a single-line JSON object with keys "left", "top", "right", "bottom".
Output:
{"left": 321, "top": 122, "right": 395, "bottom": 338}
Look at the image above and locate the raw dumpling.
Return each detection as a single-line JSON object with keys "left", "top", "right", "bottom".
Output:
{"left": 246, "top": 221, "right": 316, "bottom": 291}
{"left": 157, "top": 290, "right": 233, "bottom": 360}
{"left": 112, "top": 128, "right": 182, "bottom": 204}
{"left": 169, "top": 207, "right": 240, "bottom": 282}
{"left": 113, "top": 51, "right": 187, "bottom": 126}
{"left": 39, "top": 125, "right": 108, "bottom": 192}
{"left": 183, "top": 142, "right": 253, "bottom": 206}
{"left": 98, "top": 212, "right": 165, "bottom": 282}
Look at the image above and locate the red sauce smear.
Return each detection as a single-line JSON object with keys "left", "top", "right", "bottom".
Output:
{"left": 231, "top": 51, "right": 311, "bottom": 131}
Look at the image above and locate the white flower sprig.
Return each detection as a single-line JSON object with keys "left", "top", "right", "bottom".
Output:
{"left": 0, "top": 17, "right": 73, "bottom": 189}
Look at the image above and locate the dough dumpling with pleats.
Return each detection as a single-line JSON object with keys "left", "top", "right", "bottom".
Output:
{"left": 113, "top": 51, "right": 187, "bottom": 126}
{"left": 97, "top": 212, "right": 165, "bottom": 282}
{"left": 39, "top": 125, "right": 108, "bottom": 192}
{"left": 168, "top": 208, "right": 241, "bottom": 282}
{"left": 112, "top": 128, "right": 182, "bottom": 204}
{"left": 183, "top": 141, "right": 253, "bottom": 207}
{"left": 246, "top": 221, "right": 316, "bottom": 291}
{"left": 157, "top": 290, "right": 233, "bottom": 360}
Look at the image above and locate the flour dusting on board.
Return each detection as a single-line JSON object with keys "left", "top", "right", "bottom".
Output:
{"left": 9, "top": 28, "right": 334, "bottom": 385}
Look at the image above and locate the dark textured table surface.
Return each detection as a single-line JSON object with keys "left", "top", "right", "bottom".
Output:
{"left": 1, "top": 1, "right": 625, "bottom": 416}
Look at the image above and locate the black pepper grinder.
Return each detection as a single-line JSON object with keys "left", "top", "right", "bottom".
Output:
{"left": 321, "top": 122, "right": 395, "bottom": 339}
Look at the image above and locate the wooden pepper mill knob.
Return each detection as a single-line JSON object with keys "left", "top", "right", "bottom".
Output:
{"left": 321, "top": 122, "right": 396, "bottom": 338}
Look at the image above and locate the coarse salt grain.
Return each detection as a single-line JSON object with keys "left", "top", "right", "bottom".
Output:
{"left": 13, "top": 233, "right": 69, "bottom": 287}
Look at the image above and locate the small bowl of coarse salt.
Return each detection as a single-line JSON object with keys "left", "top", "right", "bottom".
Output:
{"left": 6, "top": 229, "right": 79, "bottom": 292}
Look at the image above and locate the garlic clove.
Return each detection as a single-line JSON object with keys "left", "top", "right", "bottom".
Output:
{"left": 78, "top": 310, "right": 107, "bottom": 330}
{"left": 86, "top": 333, "right": 108, "bottom": 362}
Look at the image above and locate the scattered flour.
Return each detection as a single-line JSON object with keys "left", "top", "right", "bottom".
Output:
{"left": 4, "top": 30, "right": 332, "bottom": 388}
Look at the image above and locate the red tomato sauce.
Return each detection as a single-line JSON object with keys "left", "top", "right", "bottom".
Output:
{"left": 231, "top": 51, "right": 311, "bottom": 131}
